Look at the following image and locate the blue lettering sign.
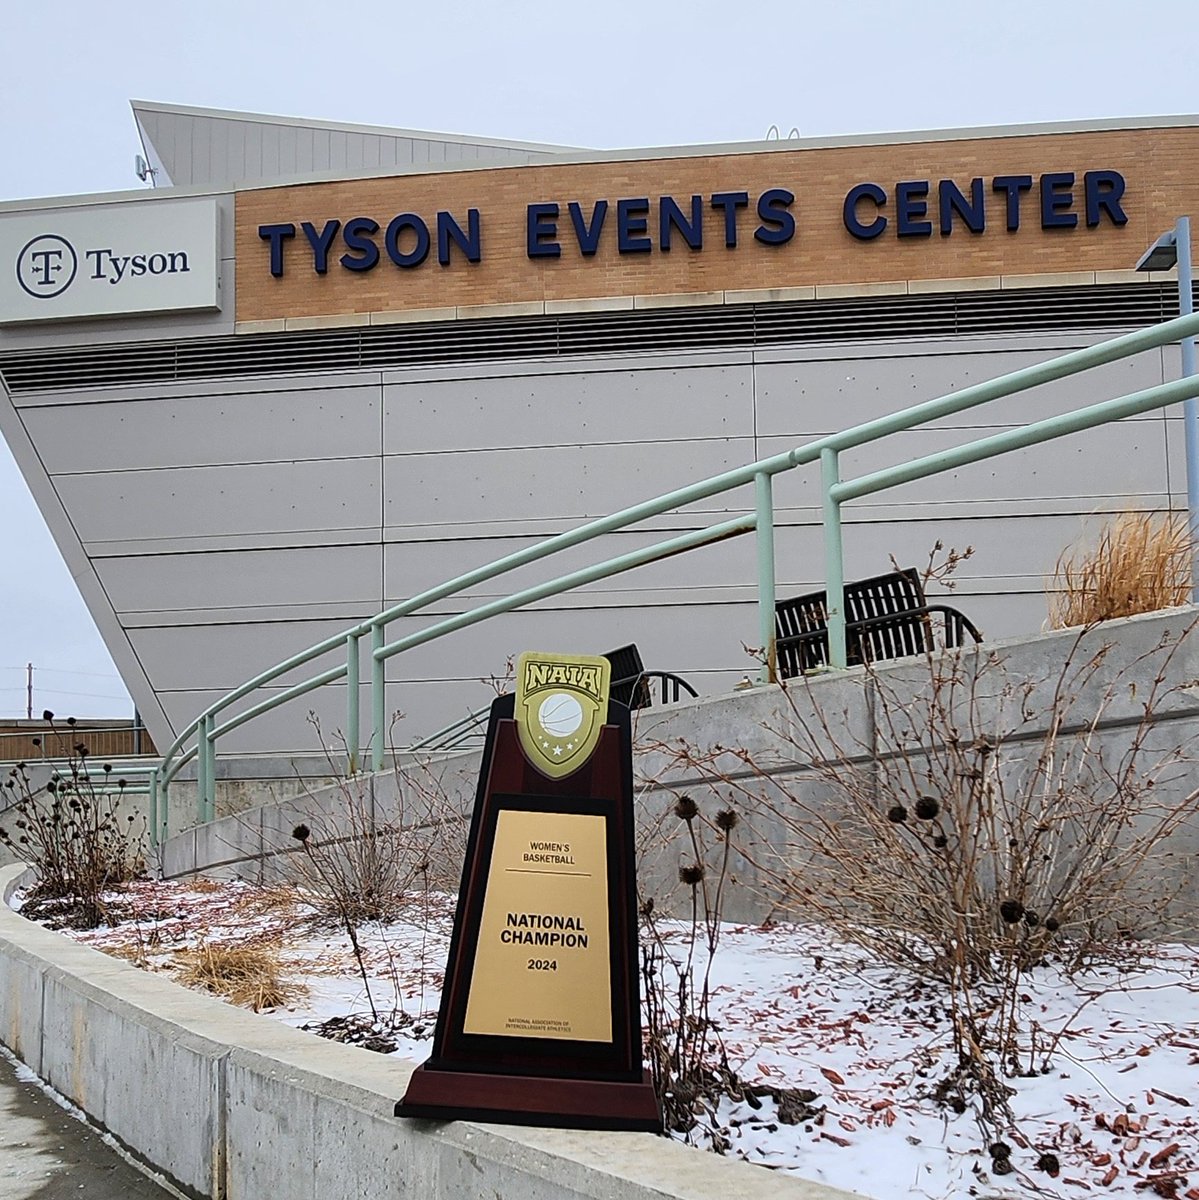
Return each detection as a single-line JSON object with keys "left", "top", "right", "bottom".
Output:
{"left": 1040, "top": 172, "right": 1077, "bottom": 229}
{"left": 754, "top": 188, "right": 795, "bottom": 245}
{"left": 339, "top": 217, "right": 379, "bottom": 271}
{"left": 301, "top": 220, "right": 340, "bottom": 274}
{"left": 569, "top": 201, "right": 608, "bottom": 255}
{"left": 896, "top": 181, "right": 932, "bottom": 238}
{"left": 527, "top": 203, "right": 561, "bottom": 258}
{"left": 844, "top": 183, "right": 887, "bottom": 240}
{"left": 617, "top": 198, "right": 652, "bottom": 254}
{"left": 437, "top": 209, "right": 482, "bottom": 265}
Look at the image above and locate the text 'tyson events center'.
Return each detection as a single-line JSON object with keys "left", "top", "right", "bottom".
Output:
{"left": 1, "top": 103, "right": 1196, "bottom": 753}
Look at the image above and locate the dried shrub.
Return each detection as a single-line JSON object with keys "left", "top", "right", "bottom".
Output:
{"left": 1049, "top": 511, "right": 1191, "bottom": 628}
{"left": 0, "top": 716, "right": 145, "bottom": 927}
{"left": 647, "top": 619, "right": 1199, "bottom": 1129}
{"left": 174, "top": 942, "right": 303, "bottom": 1011}
{"left": 640, "top": 796, "right": 743, "bottom": 1143}
{"left": 278, "top": 714, "right": 472, "bottom": 1021}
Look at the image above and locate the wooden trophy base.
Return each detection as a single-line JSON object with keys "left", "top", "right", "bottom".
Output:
{"left": 395, "top": 1064, "right": 663, "bottom": 1133}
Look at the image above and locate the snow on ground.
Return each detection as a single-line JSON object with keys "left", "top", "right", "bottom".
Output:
{"left": 12, "top": 880, "right": 1199, "bottom": 1200}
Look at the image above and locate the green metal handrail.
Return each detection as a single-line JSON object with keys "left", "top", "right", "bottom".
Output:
{"left": 156, "top": 309, "right": 1199, "bottom": 839}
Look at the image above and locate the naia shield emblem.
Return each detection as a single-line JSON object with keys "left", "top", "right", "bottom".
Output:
{"left": 515, "top": 652, "right": 611, "bottom": 780}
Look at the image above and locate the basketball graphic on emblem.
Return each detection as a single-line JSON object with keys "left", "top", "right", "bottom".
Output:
{"left": 539, "top": 692, "right": 584, "bottom": 737}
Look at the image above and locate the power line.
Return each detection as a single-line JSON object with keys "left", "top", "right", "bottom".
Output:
{"left": 0, "top": 666, "right": 124, "bottom": 680}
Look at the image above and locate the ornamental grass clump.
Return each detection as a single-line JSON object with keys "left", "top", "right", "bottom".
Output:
{"left": 174, "top": 941, "right": 302, "bottom": 1011}
{"left": 1049, "top": 511, "right": 1191, "bottom": 628}
{"left": 0, "top": 714, "right": 145, "bottom": 928}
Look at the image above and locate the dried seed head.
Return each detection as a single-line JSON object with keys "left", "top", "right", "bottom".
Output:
{"left": 999, "top": 899, "right": 1025, "bottom": 924}
{"left": 639, "top": 897, "right": 655, "bottom": 918}
{"left": 41, "top": 710, "right": 54, "bottom": 722}
{"left": 1044, "top": 916, "right": 1060, "bottom": 933}
{"left": 914, "top": 796, "right": 940, "bottom": 820}
{"left": 673, "top": 795, "right": 698, "bottom": 822}
{"left": 886, "top": 805, "right": 908, "bottom": 824}
{"left": 291, "top": 824, "right": 311, "bottom": 842}
{"left": 679, "top": 863, "right": 705, "bottom": 886}
{"left": 66, "top": 716, "right": 77, "bottom": 728}
{"left": 933, "top": 834, "right": 948, "bottom": 849}
{"left": 989, "top": 1142, "right": 1011, "bottom": 1161}
{"left": 1023, "top": 909, "right": 1041, "bottom": 929}
{"left": 715, "top": 808, "right": 739, "bottom": 832}
{"left": 1035, "top": 1153, "right": 1060, "bottom": 1176}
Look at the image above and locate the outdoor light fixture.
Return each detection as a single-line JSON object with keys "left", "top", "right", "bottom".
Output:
{"left": 1135, "top": 229, "right": 1180, "bottom": 273}
{"left": 1135, "top": 216, "right": 1197, "bottom": 599}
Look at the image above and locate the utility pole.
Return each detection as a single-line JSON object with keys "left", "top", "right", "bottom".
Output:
{"left": 26, "top": 663, "right": 32, "bottom": 720}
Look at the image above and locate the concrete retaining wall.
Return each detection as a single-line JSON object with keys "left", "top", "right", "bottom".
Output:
{"left": 0, "top": 863, "right": 863, "bottom": 1200}
{"left": 160, "top": 609, "right": 1199, "bottom": 929}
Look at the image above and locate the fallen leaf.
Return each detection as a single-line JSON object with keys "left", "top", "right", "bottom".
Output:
{"left": 1149, "top": 1144, "right": 1180, "bottom": 1169}
{"left": 820, "top": 1067, "right": 845, "bottom": 1086}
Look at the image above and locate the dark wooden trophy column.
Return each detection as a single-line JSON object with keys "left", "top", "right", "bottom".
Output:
{"left": 394, "top": 693, "right": 661, "bottom": 1131}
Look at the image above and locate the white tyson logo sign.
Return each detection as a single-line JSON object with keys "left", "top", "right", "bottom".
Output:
{"left": 2, "top": 199, "right": 220, "bottom": 324}
{"left": 17, "top": 232, "right": 191, "bottom": 299}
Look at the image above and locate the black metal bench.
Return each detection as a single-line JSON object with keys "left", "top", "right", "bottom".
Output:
{"left": 603, "top": 644, "right": 698, "bottom": 710}
{"left": 774, "top": 567, "right": 983, "bottom": 678}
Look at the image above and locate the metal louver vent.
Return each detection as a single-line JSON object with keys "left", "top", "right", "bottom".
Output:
{"left": 0, "top": 283, "right": 1184, "bottom": 395}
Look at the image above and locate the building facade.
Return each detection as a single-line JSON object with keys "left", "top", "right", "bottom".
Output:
{"left": 1, "top": 104, "right": 1196, "bottom": 752}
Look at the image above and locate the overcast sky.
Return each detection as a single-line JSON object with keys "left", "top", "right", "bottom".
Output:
{"left": 0, "top": 0, "right": 1196, "bottom": 718}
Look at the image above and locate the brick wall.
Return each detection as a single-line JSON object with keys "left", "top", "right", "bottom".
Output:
{"left": 235, "top": 125, "right": 1199, "bottom": 324}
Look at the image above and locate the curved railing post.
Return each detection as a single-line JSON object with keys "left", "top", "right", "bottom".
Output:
{"left": 346, "top": 632, "right": 361, "bottom": 774}
{"left": 821, "top": 448, "right": 847, "bottom": 670}
{"left": 195, "top": 717, "right": 209, "bottom": 823}
{"left": 371, "top": 622, "right": 386, "bottom": 773}
{"left": 148, "top": 767, "right": 159, "bottom": 852}
{"left": 754, "top": 470, "right": 777, "bottom": 683}
{"left": 205, "top": 714, "right": 218, "bottom": 822}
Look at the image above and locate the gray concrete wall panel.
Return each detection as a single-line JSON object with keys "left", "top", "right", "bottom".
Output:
{"left": 755, "top": 346, "right": 1168, "bottom": 436}
{"left": 94, "top": 543, "right": 381, "bottom": 615}
{"left": 130, "top": 619, "right": 358, "bottom": 692}
{"left": 383, "top": 439, "right": 756, "bottom": 528}
{"left": 384, "top": 364, "right": 755, "bottom": 454}
{"left": 23, "top": 384, "right": 381, "bottom": 473}
{"left": 56, "top": 457, "right": 382, "bottom": 544}
{"left": 764, "top": 421, "right": 1168, "bottom": 511}
{"left": 383, "top": 527, "right": 759, "bottom": 600}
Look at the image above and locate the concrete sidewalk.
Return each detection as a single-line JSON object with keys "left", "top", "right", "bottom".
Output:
{"left": 0, "top": 1050, "right": 171, "bottom": 1200}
